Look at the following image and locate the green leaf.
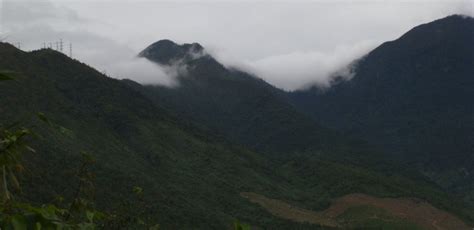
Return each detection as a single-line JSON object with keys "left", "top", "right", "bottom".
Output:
{"left": 234, "top": 220, "right": 251, "bottom": 230}
{"left": 86, "top": 210, "right": 94, "bottom": 223}
{"left": 37, "top": 204, "right": 61, "bottom": 221}
{"left": 9, "top": 169, "right": 21, "bottom": 191}
{"left": 11, "top": 215, "right": 28, "bottom": 230}
{"left": 133, "top": 186, "right": 143, "bottom": 195}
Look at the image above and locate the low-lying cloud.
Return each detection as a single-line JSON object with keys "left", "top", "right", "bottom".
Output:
{"left": 1, "top": 0, "right": 176, "bottom": 87}
{"left": 2, "top": 0, "right": 472, "bottom": 91}
{"left": 103, "top": 57, "right": 176, "bottom": 86}
{"left": 213, "top": 40, "right": 375, "bottom": 91}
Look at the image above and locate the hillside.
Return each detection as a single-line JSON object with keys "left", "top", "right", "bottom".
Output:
{"left": 289, "top": 15, "right": 474, "bottom": 202}
{"left": 131, "top": 39, "right": 388, "bottom": 169}
{"left": 0, "top": 43, "right": 299, "bottom": 228}
{"left": 0, "top": 26, "right": 472, "bottom": 228}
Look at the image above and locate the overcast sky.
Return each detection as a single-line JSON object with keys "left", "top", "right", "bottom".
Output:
{"left": 1, "top": 0, "right": 472, "bottom": 90}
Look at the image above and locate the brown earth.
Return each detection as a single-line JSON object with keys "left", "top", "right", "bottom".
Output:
{"left": 241, "top": 192, "right": 471, "bottom": 230}
{"left": 241, "top": 192, "right": 339, "bottom": 227}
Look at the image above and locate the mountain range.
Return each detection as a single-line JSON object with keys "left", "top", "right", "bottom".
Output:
{"left": 0, "top": 14, "right": 472, "bottom": 229}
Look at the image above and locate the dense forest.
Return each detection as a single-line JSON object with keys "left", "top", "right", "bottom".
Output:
{"left": 0, "top": 14, "right": 473, "bottom": 229}
{"left": 289, "top": 15, "right": 474, "bottom": 206}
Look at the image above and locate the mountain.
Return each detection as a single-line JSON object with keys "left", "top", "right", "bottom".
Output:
{"left": 3, "top": 42, "right": 470, "bottom": 228}
{"left": 1, "top": 14, "right": 474, "bottom": 228}
{"left": 132, "top": 39, "right": 388, "bottom": 167}
{"left": 0, "top": 42, "right": 471, "bottom": 228}
{"left": 138, "top": 39, "right": 205, "bottom": 65}
{"left": 1, "top": 43, "right": 327, "bottom": 228}
{"left": 289, "top": 15, "right": 474, "bottom": 199}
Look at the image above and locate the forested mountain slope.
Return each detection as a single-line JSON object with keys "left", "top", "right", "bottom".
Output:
{"left": 289, "top": 15, "right": 474, "bottom": 202}
{"left": 131, "top": 39, "right": 384, "bottom": 167}
{"left": 0, "top": 30, "right": 472, "bottom": 228}
{"left": 0, "top": 43, "right": 299, "bottom": 228}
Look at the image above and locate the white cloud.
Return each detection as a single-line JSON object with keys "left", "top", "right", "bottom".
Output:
{"left": 99, "top": 53, "right": 177, "bottom": 87}
{"left": 213, "top": 40, "right": 375, "bottom": 91}
{"left": 0, "top": 0, "right": 176, "bottom": 86}
{"left": 1, "top": 0, "right": 472, "bottom": 89}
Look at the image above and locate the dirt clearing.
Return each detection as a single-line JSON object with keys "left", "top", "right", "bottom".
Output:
{"left": 241, "top": 192, "right": 471, "bottom": 230}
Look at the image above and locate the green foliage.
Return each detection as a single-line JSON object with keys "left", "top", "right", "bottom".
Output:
{"left": 0, "top": 202, "right": 103, "bottom": 230}
{"left": 0, "top": 124, "right": 103, "bottom": 229}
{"left": 234, "top": 220, "right": 251, "bottom": 230}
{"left": 288, "top": 16, "right": 474, "bottom": 208}
{"left": 0, "top": 126, "right": 32, "bottom": 202}
{"left": 0, "top": 42, "right": 471, "bottom": 228}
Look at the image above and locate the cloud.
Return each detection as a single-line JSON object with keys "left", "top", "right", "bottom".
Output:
{"left": 1, "top": 0, "right": 176, "bottom": 86}
{"left": 1, "top": 0, "right": 472, "bottom": 90}
{"left": 213, "top": 40, "right": 376, "bottom": 91}
{"left": 0, "top": 0, "right": 81, "bottom": 33}
{"left": 99, "top": 53, "right": 177, "bottom": 87}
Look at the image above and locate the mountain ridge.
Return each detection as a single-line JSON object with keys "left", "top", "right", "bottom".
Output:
{"left": 0, "top": 14, "right": 473, "bottom": 228}
{"left": 133, "top": 38, "right": 393, "bottom": 169}
{"left": 288, "top": 14, "right": 474, "bottom": 203}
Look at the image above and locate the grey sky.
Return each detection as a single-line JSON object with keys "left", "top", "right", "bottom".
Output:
{"left": 1, "top": 0, "right": 472, "bottom": 90}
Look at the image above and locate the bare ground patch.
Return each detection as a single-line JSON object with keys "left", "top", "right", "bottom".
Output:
{"left": 241, "top": 192, "right": 471, "bottom": 230}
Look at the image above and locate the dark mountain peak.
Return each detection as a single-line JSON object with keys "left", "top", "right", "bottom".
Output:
{"left": 138, "top": 39, "right": 232, "bottom": 83}
{"left": 376, "top": 14, "right": 473, "bottom": 52}
{"left": 343, "top": 14, "right": 474, "bottom": 84}
{"left": 401, "top": 14, "right": 472, "bottom": 37}
{"left": 151, "top": 39, "right": 177, "bottom": 47}
{"left": 289, "top": 14, "right": 474, "bottom": 175}
{"left": 438, "top": 14, "right": 473, "bottom": 22}
{"left": 139, "top": 39, "right": 207, "bottom": 65}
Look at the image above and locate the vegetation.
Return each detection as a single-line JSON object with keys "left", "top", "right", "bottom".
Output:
{"left": 288, "top": 15, "right": 474, "bottom": 206}
{"left": 0, "top": 74, "right": 101, "bottom": 229}
{"left": 0, "top": 28, "right": 472, "bottom": 229}
{"left": 135, "top": 40, "right": 383, "bottom": 169}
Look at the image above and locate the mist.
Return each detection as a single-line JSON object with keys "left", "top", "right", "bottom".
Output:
{"left": 212, "top": 40, "right": 375, "bottom": 91}
{"left": 1, "top": 0, "right": 472, "bottom": 90}
{"left": 0, "top": 0, "right": 176, "bottom": 87}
